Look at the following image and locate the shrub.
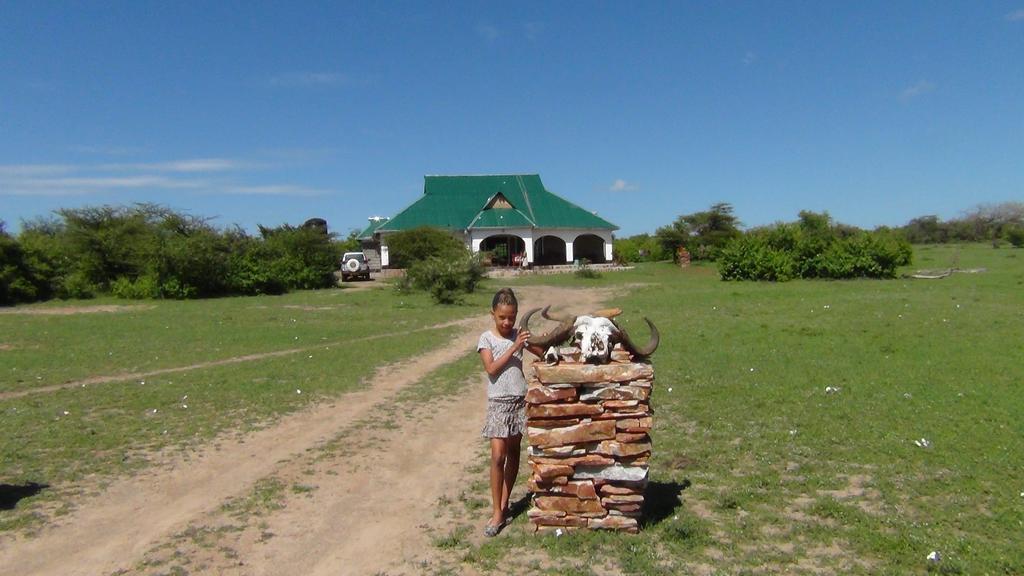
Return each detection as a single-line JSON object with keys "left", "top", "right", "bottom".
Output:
{"left": 574, "top": 259, "right": 603, "bottom": 279}
{"left": 1, "top": 223, "right": 38, "bottom": 305}
{"left": 406, "top": 254, "right": 486, "bottom": 304}
{"left": 110, "top": 274, "right": 160, "bottom": 299}
{"left": 1006, "top": 226, "right": 1024, "bottom": 248}
{"left": 720, "top": 216, "right": 912, "bottom": 281}
{"left": 385, "top": 227, "right": 467, "bottom": 269}
{"left": 58, "top": 270, "right": 98, "bottom": 299}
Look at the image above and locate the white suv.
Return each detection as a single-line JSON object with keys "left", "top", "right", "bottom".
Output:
{"left": 340, "top": 252, "right": 370, "bottom": 281}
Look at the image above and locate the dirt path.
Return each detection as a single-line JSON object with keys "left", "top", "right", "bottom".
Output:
{"left": 0, "top": 286, "right": 616, "bottom": 576}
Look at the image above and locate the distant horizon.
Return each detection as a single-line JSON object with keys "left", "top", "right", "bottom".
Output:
{"left": 3, "top": 193, "right": 1014, "bottom": 239}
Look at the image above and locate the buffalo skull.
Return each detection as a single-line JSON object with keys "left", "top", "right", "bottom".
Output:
{"left": 518, "top": 306, "right": 660, "bottom": 364}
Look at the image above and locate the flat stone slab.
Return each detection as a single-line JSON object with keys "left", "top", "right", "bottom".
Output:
{"left": 573, "top": 464, "right": 649, "bottom": 482}
{"left": 535, "top": 363, "right": 654, "bottom": 385}
{"left": 527, "top": 419, "right": 616, "bottom": 449}
{"left": 527, "top": 402, "right": 604, "bottom": 419}
{"left": 525, "top": 385, "right": 579, "bottom": 405}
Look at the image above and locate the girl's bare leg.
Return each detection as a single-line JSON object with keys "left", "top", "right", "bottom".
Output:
{"left": 500, "top": 434, "right": 522, "bottom": 517}
{"left": 489, "top": 437, "right": 508, "bottom": 526}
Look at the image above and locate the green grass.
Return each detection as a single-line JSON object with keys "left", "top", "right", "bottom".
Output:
{"left": 3, "top": 245, "right": 1022, "bottom": 574}
{"left": 0, "top": 284, "right": 490, "bottom": 394}
{"left": 449, "top": 244, "right": 1024, "bottom": 575}
{"left": 0, "top": 284, "right": 492, "bottom": 531}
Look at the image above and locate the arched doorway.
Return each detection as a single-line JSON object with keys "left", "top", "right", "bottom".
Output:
{"left": 480, "top": 235, "right": 526, "bottom": 267}
{"left": 533, "top": 235, "right": 567, "bottom": 266}
{"left": 573, "top": 234, "right": 607, "bottom": 264}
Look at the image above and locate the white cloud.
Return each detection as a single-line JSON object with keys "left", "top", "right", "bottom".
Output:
{"left": 476, "top": 23, "right": 500, "bottom": 42}
{"left": 1005, "top": 9, "right": 1024, "bottom": 21}
{"left": 221, "top": 184, "right": 329, "bottom": 197}
{"left": 900, "top": 80, "right": 935, "bottom": 100}
{"left": 742, "top": 51, "right": 757, "bottom": 66}
{"left": 0, "top": 164, "right": 75, "bottom": 176}
{"left": 269, "top": 71, "right": 348, "bottom": 86}
{"left": 102, "top": 158, "right": 245, "bottom": 173}
{"left": 609, "top": 179, "right": 639, "bottom": 192}
{"left": 0, "top": 157, "right": 327, "bottom": 198}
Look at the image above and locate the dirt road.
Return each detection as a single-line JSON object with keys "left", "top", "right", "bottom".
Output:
{"left": 0, "top": 286, "right": 614, "bottom": 576}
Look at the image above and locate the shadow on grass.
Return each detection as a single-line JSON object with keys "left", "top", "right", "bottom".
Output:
{"left": 506, "top": 492, "right": 532, "bottom": 523}
{"left": 0, "top": 482, "right": 49, "bottom": 510}
{"left": 641, "top": 479, "right": 691, "bottom": 529}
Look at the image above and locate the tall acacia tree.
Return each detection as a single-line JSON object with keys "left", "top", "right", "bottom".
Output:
{"left": 656, "top": 202, "right": 742, "bottom": 261}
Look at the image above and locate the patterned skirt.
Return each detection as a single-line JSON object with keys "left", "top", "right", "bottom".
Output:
{"left": 481, "top": 395, "right": 527, "bottom": 439}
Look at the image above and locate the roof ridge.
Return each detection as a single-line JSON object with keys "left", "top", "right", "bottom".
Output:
{"left": 424, "top": 173, "right": 540, "bottom": 178}
{"left": 517, "top": 175, "right": 537, "bottom": 222}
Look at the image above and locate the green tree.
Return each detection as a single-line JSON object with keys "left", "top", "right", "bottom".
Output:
{"left": 385, "top": 226, "right": 467, "bottom": 269}
{"left": 656, "top": 202, "right": 741, "bottom": 261}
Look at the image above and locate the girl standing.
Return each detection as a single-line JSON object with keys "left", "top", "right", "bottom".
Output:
{"left": 477, "top": 288, "right": 544, "bottom": 536}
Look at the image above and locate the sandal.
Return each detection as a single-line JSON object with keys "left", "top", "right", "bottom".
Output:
{"left": 483, "top": 521, "right": 504, "bottom": 537}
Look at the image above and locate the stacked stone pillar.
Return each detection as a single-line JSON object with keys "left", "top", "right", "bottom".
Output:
{"left": 525, "top": 347, "right": 653, "bottom": 533}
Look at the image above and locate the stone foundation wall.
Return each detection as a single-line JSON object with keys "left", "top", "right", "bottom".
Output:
{"left": 525, "top": 347, "right": 653, "bottom": 534}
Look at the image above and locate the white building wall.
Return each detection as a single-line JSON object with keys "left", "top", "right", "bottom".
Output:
{"left": 380, "top": 228, "right": 613, "bottom": 266}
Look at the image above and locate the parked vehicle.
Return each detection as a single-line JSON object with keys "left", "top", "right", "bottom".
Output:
{"left": 340, "top": 252, "right": 370, "bottom": 281}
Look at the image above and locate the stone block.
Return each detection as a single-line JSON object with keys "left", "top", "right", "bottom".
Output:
{"left": 527, "top": 402, "right": 604, "bottom": 419}
{"left": 525, "top": 386, "right": 579, "bottom": 405}
{"left": 531, "top": 462, "right": 574, "bottom": 480}
{"left": 535, "top": 363, "right": 653, "bottom": 385}
{"left": 534, "top": 495, "right": 607, "bottom": 515}
{"left": 573, "top": 464, "right": 649, "bottom": 482}
{"left": 594, "top": 440, "right": 653, "bottom": 458}
{"left": 529, "top": 418, "right": 581, "bottom": 429}
{"left": 579, "top": 385, "right": 650, "bottom": 402}
{"left": 599, "top": 484, "right": 645, "bottom": 496}
{"left": 532, "top": 454, "right": 616, "bottom": 467}
{"left": 588, "top": 515, "right": 639, "bottom": 532}
{"left": 527, "top": 419, "right": 616, "bottom": 449}
{"left": 615, "top": 432, "right": 650, "bottom": 443}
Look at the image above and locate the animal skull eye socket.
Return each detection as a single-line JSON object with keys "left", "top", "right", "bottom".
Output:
{"left": 575, "top": 331, "right": 583, "bottom": 340}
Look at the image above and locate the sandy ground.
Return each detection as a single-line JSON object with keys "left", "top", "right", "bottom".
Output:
{"left": 0, "top": 285, "right": 615, "bottom": 576}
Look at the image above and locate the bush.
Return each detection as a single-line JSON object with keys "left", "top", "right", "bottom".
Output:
{"left": 1006, "top": 226, "right": 1024, "bottom": 248}
{"left": 613, "top": 234, "right": 669, "bottom": 263}
{"left": 406, "top": 254, "right": 485, "bottom": 304}
{"left": 1, "top": 223, "right": 38, "bottom": 305}
{"left": 385, "top": 227, "right": 467, "bottom": 269}
{"left": 110, "top": 274, "right": 160, "bottom": 299}
{"left": 720, "top": 216, "right": 912, "bottom": 281}
{"left": 574, "top": 259, "right": 603, "bottom": 279}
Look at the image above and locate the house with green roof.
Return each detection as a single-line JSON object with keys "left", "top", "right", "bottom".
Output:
{"left": 365, "top": 174, "right": 617, "bottom": 268}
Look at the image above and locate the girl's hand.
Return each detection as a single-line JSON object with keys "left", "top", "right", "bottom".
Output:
{"left": 515, "top": 330, "right": 531, "bottom": 351}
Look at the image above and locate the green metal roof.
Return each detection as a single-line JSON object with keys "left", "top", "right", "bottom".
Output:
{"left": 376, "top": 175, "right": 617, "bottom": 233}
{"left": 357, "top": 217, "right": 390, "bottom": 240}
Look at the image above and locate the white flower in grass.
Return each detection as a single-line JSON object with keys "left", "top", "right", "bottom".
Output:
{"left": 825, "top": 386, "right": 840, "bottom": 394}
{"left": 927, "top": 551, "right": 941, "bottom": 562}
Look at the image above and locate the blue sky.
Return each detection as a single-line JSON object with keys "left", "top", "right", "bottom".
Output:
{"left": 2, "top": 2, "right": 1022, "bottom": 237}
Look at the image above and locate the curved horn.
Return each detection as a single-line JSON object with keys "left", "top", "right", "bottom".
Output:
{"left": 616, "top": 317, "right": 660, "bottom": 357}
{"left": 523, "top": 306, "right": 575, "bottom": 348}
{"left": 541, "top": 307, "right": 575, "bottom": 323}
{"left": 592, "top": 307, "right": 623, "bottom": 319}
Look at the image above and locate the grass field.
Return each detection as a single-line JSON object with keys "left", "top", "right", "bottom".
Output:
{"left": 441, "top": 244, "right": 1024, "bottom": 575}
{"left": 2, "top": 244, "right": 1022, "bottom": 574}
{"left": 0, "top": 285, "right": 489, "bottom": 531}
